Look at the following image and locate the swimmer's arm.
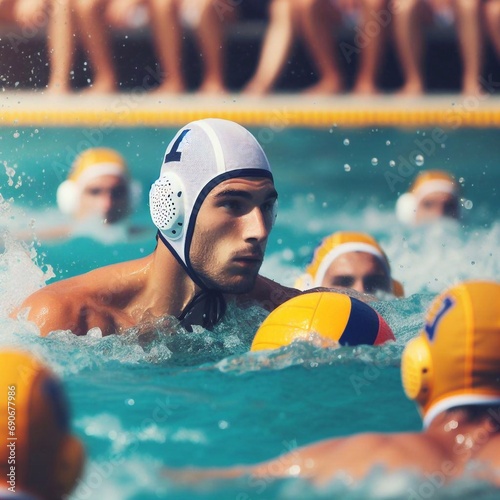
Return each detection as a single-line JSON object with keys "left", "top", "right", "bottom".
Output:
{"left": 14, "top": 225, "right": 72, "bottom": 244}
{"left": 163, "top": 439, "right": 344, "bottom": 485}
{"left": 164, "top": 435, "right": 402, "bottom": 486}
{"left": 11, "top": 289, "right": 80, "bottom": 337}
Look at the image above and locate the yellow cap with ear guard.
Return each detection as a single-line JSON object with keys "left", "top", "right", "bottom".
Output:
{"left": 401, "top": 335, "right": 433, "bottom": 404}
{"left": 297, "top": 231, "right": 403, "bottom": 296}
{"left": 401, "top": 281, "right": 500, "bottom": 427}
{"left": 396, "top": 170, "right": 459, "bottom": 225}
{"left": 57, "top": 148, "right": 129, "bottom": 215}
{"left": 0, "top": 350, "right": 84, "bottom": 499}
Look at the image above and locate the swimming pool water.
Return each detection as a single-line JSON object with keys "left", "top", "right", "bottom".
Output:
{"left": 1, "top": 125, "right": 500, "bottom": 499}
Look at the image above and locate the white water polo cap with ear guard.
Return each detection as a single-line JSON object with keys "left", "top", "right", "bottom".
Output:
{"left": 149, "top": 118, "right": 274, "bottom": 289}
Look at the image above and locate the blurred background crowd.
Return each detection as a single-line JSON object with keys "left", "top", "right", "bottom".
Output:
{"left": 0, "top": 0, "right": 499, "bottom": 95}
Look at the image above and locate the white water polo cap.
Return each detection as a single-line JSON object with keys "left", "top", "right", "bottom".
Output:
{"left": 150, "top": 118, "right": 273, "bottom": 288}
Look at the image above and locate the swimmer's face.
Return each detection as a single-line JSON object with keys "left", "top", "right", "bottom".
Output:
{"left": 190, "top": 177, "right": 277, "bottom": 293}
{"left": 415, "top": 192, "right": 459, "bottom": 224}
{"left": 77, "top": 175, "right": 129, "bottom": 224}
{"left": 322, "top": 252, "right": 391, "bottom": 294}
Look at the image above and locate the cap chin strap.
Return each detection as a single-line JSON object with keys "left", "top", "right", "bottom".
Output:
{"left": 157, "top": 230, "right": 227, "bottom": 330}
{"left": 177, "top": 289, "right": 227, "bottom": 331}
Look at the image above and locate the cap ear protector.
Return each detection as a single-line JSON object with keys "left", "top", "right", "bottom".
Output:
{"left": 52, "top": 435, "right": 85, "bottom": 497}
{"left": 401, "top": 335, "right": 433, "bottom": 407}
{"left": 57, "top": 180, "right": 79, "bottom": 215}
{"left": 396, "top": 192, "right": 417, "bottom": 225}
{"left": 149, "top": 172, "right": 186, "bottom": 240}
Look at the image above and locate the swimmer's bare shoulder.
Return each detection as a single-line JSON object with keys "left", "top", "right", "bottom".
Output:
{"left": 15, "top": 283, "right": 81, "bottom": 336}
{"left": 238, "top": 274, "right": 300, "bottom": 311}
{"left": 12, "top": 256, "right": 151, "bottom": 337}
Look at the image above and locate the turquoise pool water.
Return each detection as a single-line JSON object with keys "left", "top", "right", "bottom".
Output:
{"left": 1, "top": 125, "right": 500, "bottom": 499}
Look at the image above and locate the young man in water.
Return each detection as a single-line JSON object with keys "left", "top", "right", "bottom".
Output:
{"left": 13, "top": 119, "right": 299, "bottom": 336}
{"left": 165, "top": 280, "right": 500, "bottom": 486}
{"left": 295, "top": 231, "right": 404, "bottom": 297}
{"left": 396, "top": 170, "right": 460, "bottom": 226}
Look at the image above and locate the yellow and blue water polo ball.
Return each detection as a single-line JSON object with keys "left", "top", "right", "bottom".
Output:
{"left": 251, "top": 291, "right": 395, "bottom": 351}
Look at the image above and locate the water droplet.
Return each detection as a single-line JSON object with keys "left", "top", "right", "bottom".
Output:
{"left": 389, "top": 160, "right": 396, "bottom": 167}
{"left": 218, "top": 420, "right": 229, "bottom": 430}
{"left": 371, "top": 158, "right": 378, "bottom": 166}
{"left": 344, "top": 163, "right": 351, "bottom": 172}
{"left": 471, "top": 261, "right": 476, "bottom": 266}
{"left": 385, "top": 140, "right": 391, "bottom": 146}
{"left": 415, "top": 154, "right": 424, "bottom": 166}
{"left": 343, "top": 138, "right": 350, "bottom": 146}
{"left": 463, "top": 199, "right": 473, "bottom": 210}
{"left": 13, "top": 132, "right": 20, "bottom": 139}
{"left": 126, "top": 399, "right": 135, "bottom": 406}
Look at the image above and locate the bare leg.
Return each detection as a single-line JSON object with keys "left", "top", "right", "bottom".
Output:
{"left": 484, "top": 0, "right": 500, "bottom": 59}
{"left": 353, "top": 0, "right": 389, "bottom": 94}
{"left": 453, "top": 0, "right": 483, "bottom": 95}
{"left": 195, "top": 0, "right": 228, "bottom": 94}
{"left": 393, "top": 0, "right": 426, "bottom": 94}
{"left": 296, "top": 0, "right": 344, "bottom": 94}
{"left": 0, "top": 0, "right": 18, "bottom": 23}
{"left": 147, "top": 0, "right": 185, "bottom": 92}
{"left": 74, "top": 0, "right": 117, "bottom": 92}
{"left": 47, "top": 0, "right": 75, "bottom": 93}
{"left": 243, "top": 0, "right": 295, "bottom": 95}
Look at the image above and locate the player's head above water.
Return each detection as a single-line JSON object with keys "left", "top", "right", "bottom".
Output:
{"left": 57, "top": 147, "right": 134, "bottom": 224}
{"left": 296, "top": 231, "right": 404, "bottom": 297}
{"left": 402, "top": 280, "right": 500, "bottom": 428}
{"left": 396, "top": 170, "right": 460, "bottom": 226}
{"left": 149, "top": 118, "right": 276, "bottom": 293}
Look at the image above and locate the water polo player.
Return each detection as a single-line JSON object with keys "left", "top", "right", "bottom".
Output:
{"left": 396, "top": 170, "right": 460, "bottom": 226}
{"left": 13, "top": 118, "right": 299, "bottom": 336}
{"left": 57, "top": 147, "right": 135, "bottom": 225}
{"left": 296, "top": 231, "right": 404, "bottom": 297}
{"left": 20, "top": 147, "right": 142, "bottom": 243}
{"left": 0, "top": 350, "right": 84, "bottom": 499}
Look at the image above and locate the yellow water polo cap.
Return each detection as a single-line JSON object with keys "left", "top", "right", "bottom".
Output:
{"left": 401, "top": 281, "right": 500, "bottom": 428}
{"left": 396, "top": 170, "right": 459, "bottom": 225}
{"left": 251, "top": 291, "right": 395, "bottom": 351}
{"left": 296, "top": 231, "right": 404, "bottom": 297}
{"left": 0, "top": 350, "right": 84, "bottom": 499}
{"left": 57, "top": 148, "right": 130, "bottom": 215}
